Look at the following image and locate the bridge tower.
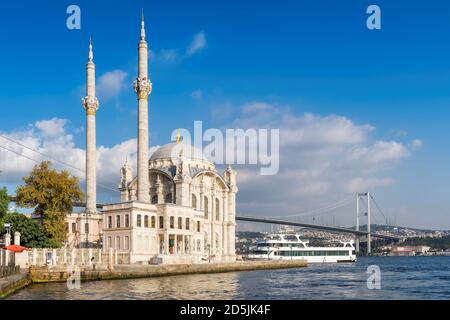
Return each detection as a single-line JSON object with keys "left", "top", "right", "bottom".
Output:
{"left": 356, "top": 192, "right": 372, "bottom": 255}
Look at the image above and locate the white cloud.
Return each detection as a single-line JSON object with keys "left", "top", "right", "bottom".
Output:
{"left": 96, "top": 70, "right": 128, "bottom": 100}
{"left": 186, "top": 31, "right": 206, "bottom": 56}
{"left": 35, "top": 118, "right": 68, "bottom": 138}
{"left": 0, "top": 119, "right": 140, "bottom": 201}
{"left": 410, "top": 139, "right": 424, "bottom": 150}
{"left": 221, "top": 102, "right": 420, "bottom": 226}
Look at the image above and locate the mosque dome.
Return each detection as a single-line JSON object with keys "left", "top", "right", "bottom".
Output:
{"left": 149, "top": 142, "right": 209, "bottom": 162}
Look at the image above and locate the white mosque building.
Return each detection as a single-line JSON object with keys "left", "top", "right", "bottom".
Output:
{"left": 65, "top": 14, "right": 237, "bottom": 264}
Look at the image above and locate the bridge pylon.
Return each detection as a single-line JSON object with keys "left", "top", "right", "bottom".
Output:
{"left": 356, "top": 192, "right": 372, "bottom": 255}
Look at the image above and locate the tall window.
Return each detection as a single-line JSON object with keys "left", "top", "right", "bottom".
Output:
{"left": 108, "top": 237, "right": 112, "bottom": 249}
{"left": 72, "top": 222, "right": 77, "bottom": 233}
{"left": 215, "top": 198, "right": 220, "bottom": 221}
{"left": 197, "top": 221, "right": 201, "bottom": 232}
{"left": 116, "top": 236, "right": 121, "bottom": 250}
{"left": 108, "top": 216, "right": 112, "bottom": 229}
{"left": 151, "top": 216, "right": 156, "bottom": 228}
{"left": 116, "top": 215, "right": 121, "bottom": 228}
{"left": 85, "top": 223, "right": 89, "bottom": 234}
{"left": 178, "top": 217, "right": 182, "bottom": 229}
{"left": 204, "top": 196, "right": 209, "bottom": 219}
{"left": 124, "top": 236, "right": 129, "bottom": 250}
{"left": 159, "top": 216, "right": 164, "bottom": 229}
{"left": 165, "top": 193, "right": 172, "bottom": 204}
{"left": 186, "top": 218, "right": 190, "bottom": 230}
{"left": 137, "top": 214, "right": 142, "bottom": 227}
{"left": 170, "top": 216, "right": 175, "bottom": 229}
{"left": 192, "top": 194, "right": 197, "bottom": 209}
{"left": 144, "top": 215, "right": 149, "bottom": 228}
{"left": 151, "top": 195, "right": 158, "bottom": 204}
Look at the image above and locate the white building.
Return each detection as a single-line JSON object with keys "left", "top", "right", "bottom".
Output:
{"left": 77, "top": 14, "right": 238, "bottom": 264}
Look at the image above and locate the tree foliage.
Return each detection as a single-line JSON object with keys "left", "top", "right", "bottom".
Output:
{"left": 15, "top": 161, "right": 83, "bottom": 246}
{"left": 1, "top": 212, "right": 59, "bottom": 248}
{"left": 402, "top": 235, "right": 450, "bottom": 251}
{"left": 0, "top": 186, "right": 9, "bottom": 219}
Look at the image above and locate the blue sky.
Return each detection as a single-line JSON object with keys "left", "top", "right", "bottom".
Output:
{"left": 1, "top": 0, "right": 450, "bottom": 229}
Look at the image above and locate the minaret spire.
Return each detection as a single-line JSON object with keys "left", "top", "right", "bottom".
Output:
{"left": 140, "top": 10, "right": 146, "bottom": 40}
{"left": 134, "top": 12, "right": 152, "bottom": 203}
{"left": 83, "top": 37, "right": 100, "bottom": 215}
{"left": 88, "top": 35, "right": 93, "bottom": 62}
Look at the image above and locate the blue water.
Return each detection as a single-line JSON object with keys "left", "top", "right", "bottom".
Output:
{"left": 7, "top": 257, "right": 450, "bottom": 300}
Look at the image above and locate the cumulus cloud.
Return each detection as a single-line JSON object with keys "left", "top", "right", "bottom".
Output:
{"left": 220, "top": 102, "right": 420, "bottom": 226}
{"left": 186, "top": 31, "right": 206, "bottom": 56}
{"left": 96, "top": 70, "right": 128, "bottom": 100}
{"left": 35, "top": 118, "right": 68, "bottom": 138}
{"left": 0, "top": 118, "right": 140, "bottom": 200}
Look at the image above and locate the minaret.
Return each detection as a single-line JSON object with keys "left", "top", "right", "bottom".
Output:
{"left": 82, "top": 37, "right": 99, "bottom": 213}
{"left": 133, "top": 12, "right": 152, "bottom": 203}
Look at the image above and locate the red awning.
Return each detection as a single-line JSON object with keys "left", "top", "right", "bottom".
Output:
{"left": 4, "top": 244, "right": 28, "bottom": 253}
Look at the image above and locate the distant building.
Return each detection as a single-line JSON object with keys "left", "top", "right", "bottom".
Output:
{"left": 389, "top": 245, "right": 430, "bottom": 256}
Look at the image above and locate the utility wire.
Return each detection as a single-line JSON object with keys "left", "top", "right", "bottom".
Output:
{"left": 0, "top": 143, "right": 119, "bottom": 194}
{"left": 0, "top": 134, "right": 121, "bottom": 189}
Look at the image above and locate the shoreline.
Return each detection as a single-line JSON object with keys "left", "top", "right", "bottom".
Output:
{"left": 1, "top": 260, "right": 307, "bottom": 298}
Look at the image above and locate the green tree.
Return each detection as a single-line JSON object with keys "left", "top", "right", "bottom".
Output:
{"left": 0, "top": 186, "right": 9, "bottom": 219}
{"left": 15, "top": 161, "right": 83, "bottom": 246}
{"left": 2, "top": 212, "right": 58, "bottom": 248}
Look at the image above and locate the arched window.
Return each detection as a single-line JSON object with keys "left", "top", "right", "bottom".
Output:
{"left": 116, "top": 215, "right": 121, "bottom": 228}
{"left": 151, "top": 216, "right": 156, "bottom": 228}
{"left": 204, "top": 196, "right": 209, "bottom": 219}
{"left": 165, "top": 193, "right": 173, "bottom": 204}
{"left": 125, "top": 214, "right": 130, "bottom": 228}
{"left": 215, "top": 198, "right": 220, "bottom": 221}
{"left": 85, "top": 223, "right": 89, "bottom": 234}
{"left": 151, "top": 195, "right": 158, "bottom": 204}
{"left": 178, "top": 217, "right": 182, "bottom": 229}
{"left": 159, "top": 216, "right": 164, "bottom": 229}
{"left": 170, "top": 216, "right": 175, "bottom": 229}
{"left": 71, "top": 223, "right": 77, "bottom": 233}
{"left": 192, "top": 194, "right": 197, "bottom": 209}
{"left": 144, "top": 215, "right": 149, "bottom": 228}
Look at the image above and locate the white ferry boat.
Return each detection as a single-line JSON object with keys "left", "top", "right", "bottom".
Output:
{"left": 247, "top": 233, "right": 357, "bottom": 263}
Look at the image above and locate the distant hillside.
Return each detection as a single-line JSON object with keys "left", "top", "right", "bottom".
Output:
{"left": 401, "top": 235, "right": 450, "bottom": 250}
{"left": 351, "top": 224, "right": 449, "bottom": 233}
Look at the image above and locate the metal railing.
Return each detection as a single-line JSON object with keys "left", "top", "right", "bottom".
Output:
{"left": 0, "top": 265, "right": 20, "bottom": 278}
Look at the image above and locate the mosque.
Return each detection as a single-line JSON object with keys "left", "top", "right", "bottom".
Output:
{"left": 65, "top": 14, "right": 237, "bottom": 264}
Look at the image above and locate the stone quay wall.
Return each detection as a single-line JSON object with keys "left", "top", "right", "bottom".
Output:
{"left": 30, "top": 259, "right": 308, "bottom": 283}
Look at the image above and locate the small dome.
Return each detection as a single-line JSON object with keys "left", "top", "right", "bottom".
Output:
{"left": 150, "top": 142, "right": 208, "bottom": 162}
